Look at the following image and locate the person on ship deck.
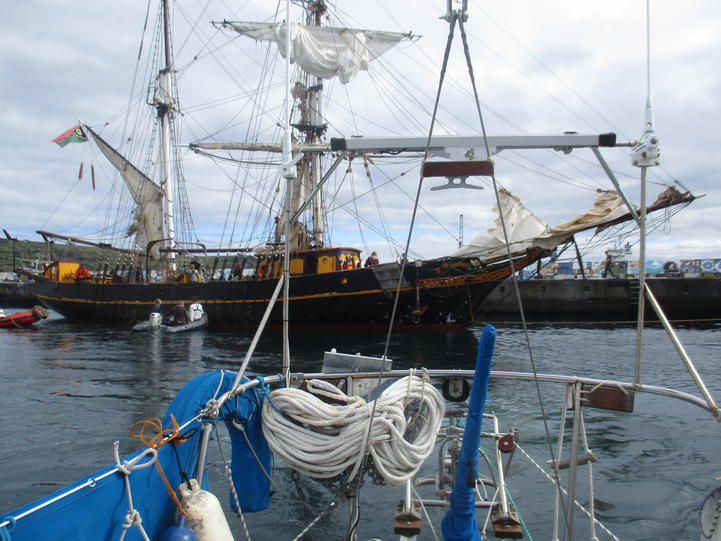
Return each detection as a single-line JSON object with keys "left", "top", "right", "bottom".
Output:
{"left": 602, "top": 251, "right": 616, "bottom": 278}
{"left": 364, "top": 251, "right": 379, "bottom": 267}
{"left": 74, "top": 264, "right": 91, "bottom": 281}
{"left": 188, "top": 261, "right": 203, "bottom": 283}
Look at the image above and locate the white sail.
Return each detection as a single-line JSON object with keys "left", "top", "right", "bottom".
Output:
{"left": 226, "top": 21, "right": 407, "bottom": 83}
{"left": 88, "top": 128, "right": 166, "bottom": 260}
{"left": 452, "top": 189, "right": 630, "bottom": 259}
{"left": 452, "top": 190, "right": 549, "bottom": 259}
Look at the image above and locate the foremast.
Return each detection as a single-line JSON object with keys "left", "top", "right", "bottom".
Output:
{"left": 155, "top": 0, "right": 177, "bottom": 270}
{"left": 80, "top": 0, "right": 181, "bottom": 272}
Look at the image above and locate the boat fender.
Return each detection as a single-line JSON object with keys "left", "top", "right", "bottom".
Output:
{"left": 149, "top": 312, "right": 162, "bottom": 327}
{"left": 159, "top": 516, "right": 197, "bottom": 541}
{"left": 179, "top": 478, "right": 235, "bottom": 541}
{"left": 441, "top": 377, "right": 470, "bottom": 402}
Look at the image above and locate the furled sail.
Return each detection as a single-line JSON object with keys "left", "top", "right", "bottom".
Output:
{"left": 86, "top": 126, "right": 166, "bottom": 259}
{"left": 224, "top": 22, "right": 408, "bottom": 83}
{"left": 454, "top": 187, "right": 692, "bottom": 261}
{"left": 535, "top": 186, "right": 693, "bottom": 248}
{"left": 452, "top": 189, "right": 549, "bottom": 260}
{"left": 532, "top": 189, "right": 627, "bottom": 249}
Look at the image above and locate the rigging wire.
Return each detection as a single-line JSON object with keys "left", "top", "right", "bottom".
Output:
{"left": 347, "top": 167, "right": 369, "bottom": 256}
{"left": 346, "top": 8, "right": 462, "bottom": 539}
{"left": 496, "top": 152, "right": 599, "bottom": 192}
{"left": 366, "top": 160, "right": 462, "bottom": 246}
{"left": 363, "top": 157, "right": 401, "bottom": 260}
{"left": 330, "top": 0, "right": 636, "bottom": 215}
{"left": 469, "top": 2, "right": 606, "bottom": 135}
{"left": 453, "top": 10, "right": 573, "bottom": 538}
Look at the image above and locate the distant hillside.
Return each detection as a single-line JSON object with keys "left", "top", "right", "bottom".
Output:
{"left": 0, "top": 238, "right": 234, "bottom": 273}
{"left": 0, "top": 238, "right": 99, "bottom": 272}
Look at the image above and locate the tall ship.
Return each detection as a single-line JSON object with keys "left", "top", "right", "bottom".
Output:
{"left": 5, "top": 3, "right": 721, "bottom": 541}
{"left": 30, "top": 1, "right": 693, "bottom": 328}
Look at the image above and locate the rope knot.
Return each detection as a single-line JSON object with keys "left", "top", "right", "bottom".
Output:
{"left": 121, "top": 510, "right": 143, "bottom": 529}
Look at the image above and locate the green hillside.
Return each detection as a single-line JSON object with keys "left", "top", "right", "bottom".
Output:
{"left": 0, "top": 238, "right": 99, "bottom": 272}
{"left": 0, "top": 238, "right": 234, "bottom": 273}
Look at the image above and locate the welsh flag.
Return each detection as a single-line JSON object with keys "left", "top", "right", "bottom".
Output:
{"left": 53, "top": 125, "right": 87, "bottom": 147}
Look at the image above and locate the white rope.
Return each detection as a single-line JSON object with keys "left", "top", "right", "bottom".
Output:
{"left": 214, "top": 425, "right": 252, "bottom": 541}
{"left": 261, "top": 376, "right": 445, "bottom": 486}
{"left": 579, "top": 412, "right": 599, "bottom": 541}
{"left": 552, "top": 387, "right": 570, "bottom": 541}
{"left": 515, "top": 443, "right": 621, "bottom": 541}
{"left": 478, "top": 484, "right": 500, "bottom": 538}
{"left": 413, "top": 485, "right": 440, "bottom": 541}
{"left": 113, "top": 440, "right": 157, "bottom": 541}
{"left": 290, "top": 502, "right": 336, "bottom": 541}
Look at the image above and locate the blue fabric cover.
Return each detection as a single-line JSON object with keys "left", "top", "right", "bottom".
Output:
{"left": 4, "top": 370, "right": 272, "bottom": 540}
{"left": 441, "top": 325, "right": 496, "bottom": 541}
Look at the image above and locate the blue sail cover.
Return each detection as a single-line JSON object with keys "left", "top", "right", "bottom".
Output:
{"left": 441, "top": 325, "right": 496, "bottom": 541}
{"left": 3, "top": 370, "right": 272, "bottom": 540}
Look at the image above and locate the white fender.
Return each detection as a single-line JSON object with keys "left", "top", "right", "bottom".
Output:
{"left": 179, "top": 479, "right": 235, "bottom": 541}
{"left": 149, "top": 312, "right": 162, "bottom": 327}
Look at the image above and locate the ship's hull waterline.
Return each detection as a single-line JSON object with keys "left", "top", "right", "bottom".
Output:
{"left": 34, "top": 258, "right": 524, "bottom": 329}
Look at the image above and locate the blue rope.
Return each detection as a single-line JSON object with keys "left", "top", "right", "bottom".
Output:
{"left": 253, "top": 375, "right": 284, "bottom": 415}
{"left": 223, "top": 374, "right": 284, "bottom": 425}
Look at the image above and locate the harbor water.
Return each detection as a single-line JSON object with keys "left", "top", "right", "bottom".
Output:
{"left": 1, "top": 306, "right": 720, "bottom": 540}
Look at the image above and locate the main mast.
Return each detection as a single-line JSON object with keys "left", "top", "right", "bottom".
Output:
{"left": 213, "top": 11, "right": 410, "bottom": 251}
{"left": 285, "top": 1, "right": 329, "bottom": 250}
{"left": 155, "top": 0, "right": 176, "bottom": 269}
{"left": 304, "top": 1, "right": 327, "bottom": 249}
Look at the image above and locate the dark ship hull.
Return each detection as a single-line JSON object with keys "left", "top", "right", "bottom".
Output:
{"left": 34, "top": 257, "right": 531, "bottom": 329}
{"left": 478, "top": 276, "right": 721, "bottom": 322}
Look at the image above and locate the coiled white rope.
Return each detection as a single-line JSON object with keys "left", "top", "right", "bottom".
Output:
{"left": 262, "top": 375, "right": 445, "bottom": 486}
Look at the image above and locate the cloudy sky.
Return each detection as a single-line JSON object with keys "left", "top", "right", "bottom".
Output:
{"left": 1, "top": 0, "right": 719, "bottom": 264}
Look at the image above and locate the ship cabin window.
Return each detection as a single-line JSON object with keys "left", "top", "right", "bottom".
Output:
{"left": 338, "top": 251, "right": 361, "bottom": 270}
{"left": 317, "top": 255, "right": 335, "bottom": 274}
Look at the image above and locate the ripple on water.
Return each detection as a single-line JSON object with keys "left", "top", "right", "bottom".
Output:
{"left": 1, "top": 313, "right": 720, "bottom": 540}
